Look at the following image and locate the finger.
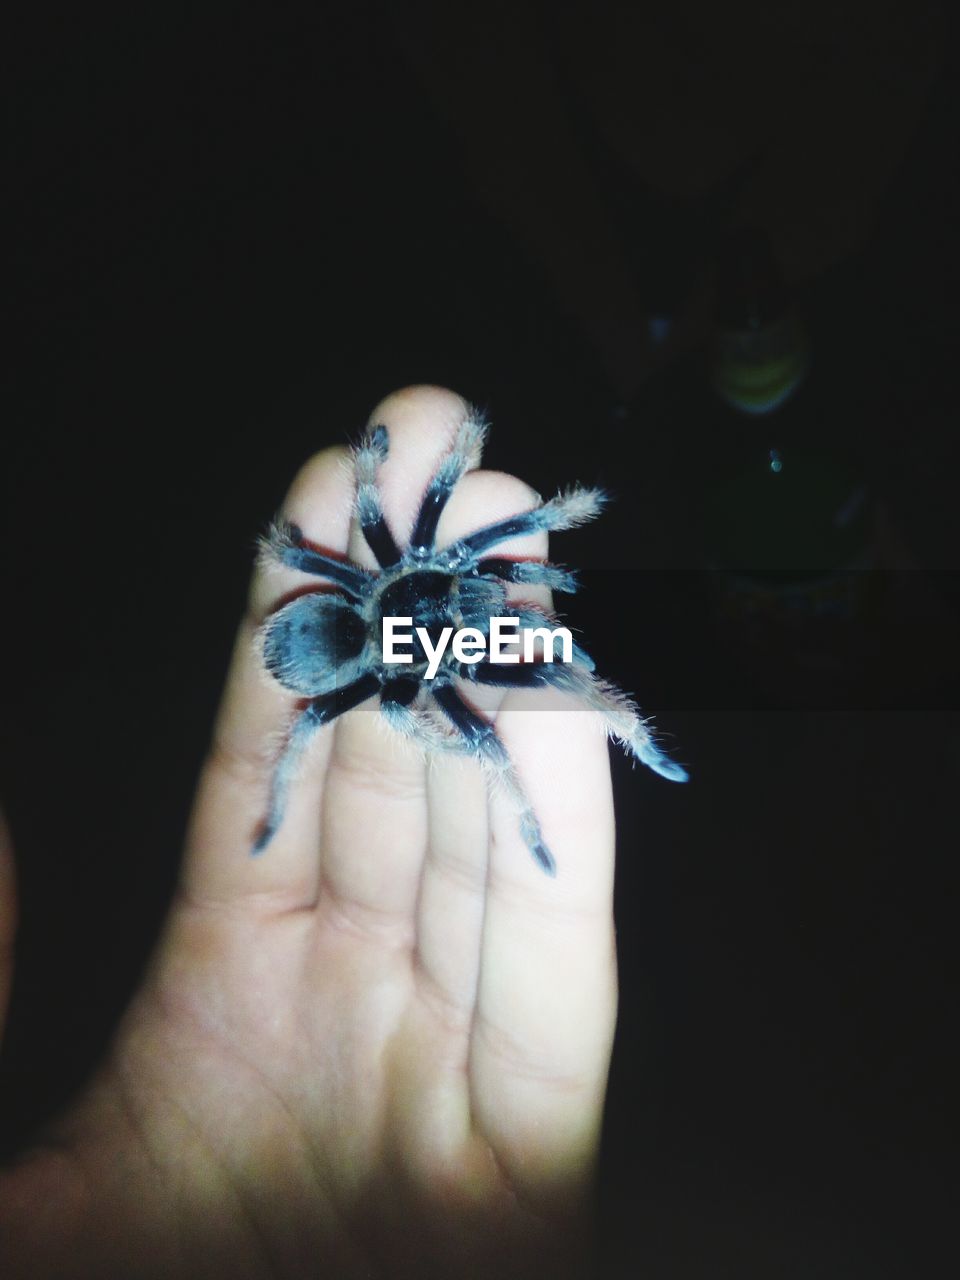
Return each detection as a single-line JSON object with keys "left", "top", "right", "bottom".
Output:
{"left": 319, "top": 386, "right": 476, "bottom": 928}
{"left": 471, "top": 692, "right": 618, "bottom": 1206}
{"left": 181, "top": 445, "right": 355, "bottom": 910}
{"left": 414, "top": 468, "right": 548, "bottom": 1031}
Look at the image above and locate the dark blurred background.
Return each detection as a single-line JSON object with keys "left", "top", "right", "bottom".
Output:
{"left": 3, "top": 3, "right": 958, "bottom": 1275}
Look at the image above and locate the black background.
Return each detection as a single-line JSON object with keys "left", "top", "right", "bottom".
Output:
{"left": 3, "top": 5, "right": 958, "bottom": 1275}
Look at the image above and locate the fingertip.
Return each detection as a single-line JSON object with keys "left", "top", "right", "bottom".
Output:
{"left": 352, "top": 386, "right": 477, "bottom": 552}
{"left": 280, "top": 444, "right": 356, "bottom": 545}
{"left": 437, "top": 470, "right": 541, "bottom": 545}
{"left": 366, "top": 384, "right": 472, "bottom": 435}
{"left": 248, "top": 445, "right": 355, "bottom": 620}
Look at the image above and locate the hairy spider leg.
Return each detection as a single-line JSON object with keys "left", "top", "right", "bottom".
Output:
{"left": 431, "top": 683, "right": 556, "bottom": 876}
{"left": 477, "top": 557, "right": 579, "bottom": 594}
{"left": 261, "top": 521, "right": 372, "bottom": 599}
{"left": 380, "top": 675, "right": 420, "bottom": 708}
{"left": 378, "top": 680, "right": 460, "bottom": 752}
{"left": 353, "top": 423, "right": 401, "bottom": 568}
{"left": 447, "top": 486, "right": 608, "bottom": 566}
{"left": 408, "top": 412, "right": 488, "bottom": 553}
{"left": 462, "top": 661, "right": 689, "bottom": 783}
{"left": 378, "top": 675, "right": 428, "bottom": 740}
{"left": 253, "top": 672, "right": 382, "bottom": 853}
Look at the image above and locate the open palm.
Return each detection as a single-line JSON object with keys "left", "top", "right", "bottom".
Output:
{"left": 1, "top": 387, "right": 617, "bottom": 1280}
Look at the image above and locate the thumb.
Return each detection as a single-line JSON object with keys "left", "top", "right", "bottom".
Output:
{"left": 0, "top": 806, "right": 16, "bottom": 1049}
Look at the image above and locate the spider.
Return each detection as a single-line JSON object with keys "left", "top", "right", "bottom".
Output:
{"left": 255, "top": 411, "right": 688, "bottom": 874}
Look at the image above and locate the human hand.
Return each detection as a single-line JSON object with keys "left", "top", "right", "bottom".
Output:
{"left": 0, "top": 386, "right": 617, "bottom": 1279}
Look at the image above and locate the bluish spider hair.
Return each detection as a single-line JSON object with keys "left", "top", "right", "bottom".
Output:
{"left": 255, "top": 410, "right": 687, "bottom": 873}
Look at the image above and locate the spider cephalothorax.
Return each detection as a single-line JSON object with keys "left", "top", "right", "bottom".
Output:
{"left": 255, "top": 412, "right": 687, "bottom": 874}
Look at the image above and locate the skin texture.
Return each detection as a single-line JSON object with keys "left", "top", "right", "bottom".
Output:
{"left": 0, "top": 386, "right": 618, "bottom": 1279}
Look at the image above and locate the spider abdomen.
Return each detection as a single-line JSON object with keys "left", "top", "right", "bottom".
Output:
{"left": 262, "top": 593, "right": 367, "bottom": 695}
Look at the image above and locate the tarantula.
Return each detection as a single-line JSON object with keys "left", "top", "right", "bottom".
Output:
{"left": 255, "top": 411, "right": 687, "bottom": 874}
